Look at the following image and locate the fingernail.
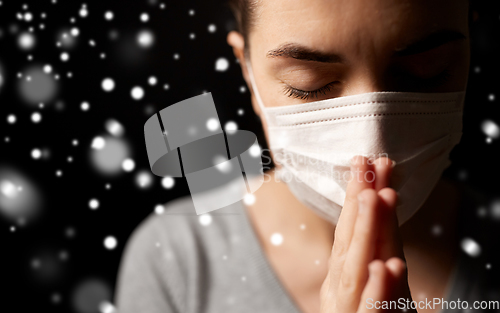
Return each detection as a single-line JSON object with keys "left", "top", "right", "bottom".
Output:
{"left": 357, "top": 194, "right": 365, "bottom": 213}
{"left": 391, "top": 160, "right": 396, "bottom": 168}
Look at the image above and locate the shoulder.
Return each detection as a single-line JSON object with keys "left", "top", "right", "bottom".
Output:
{"left": 114, "top": 197, "right": 198, "bottom": 312}
{"left": 116, "top": 196, "right": 201, "bottom": 278}
{"left": 115, "top": 196, "right": 247, "bottom": 312}
{"left": 455, "top": 181, "right": 499, "bottom": 250}
{"left": 121, "top": 195, "right": 247, "bottom": 265}
{"left": 453, "top": 182, "right": 500, "bottom": 301}
{"left": 455, "top": 181, "right": 498, "bottom": 236}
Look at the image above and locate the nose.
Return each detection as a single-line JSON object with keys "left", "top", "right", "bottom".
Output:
{"left": 342, "top": 65, "right": 390, "bottom": 96}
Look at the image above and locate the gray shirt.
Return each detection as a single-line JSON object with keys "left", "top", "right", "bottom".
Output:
{"left": 115, "top": 183, "right": 499, "bottom": 313}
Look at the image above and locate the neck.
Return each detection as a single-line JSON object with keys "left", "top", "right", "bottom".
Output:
{"left": 249, "top": 168, "right": 336, "bottom": 243}
{"left": 400, "top": 177, "right": 461, "bottom": 248}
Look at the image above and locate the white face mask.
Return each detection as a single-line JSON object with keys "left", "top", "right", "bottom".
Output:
{"left": 245, "top": 57, "right": 466, "bottom": 225}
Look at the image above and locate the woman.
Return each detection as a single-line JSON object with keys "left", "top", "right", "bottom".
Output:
{"left": 115, "top": 0, "right": 497, "bottom": 312}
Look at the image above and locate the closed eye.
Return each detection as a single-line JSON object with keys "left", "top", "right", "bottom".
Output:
{"left": 282, "top": 81, "right": 339, "bottom": 100}
{"left": 398, "top": 68, "right": 453, "bottom": 89}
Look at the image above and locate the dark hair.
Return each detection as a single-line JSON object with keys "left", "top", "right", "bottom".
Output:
{"left": 227, "top": 0, "right": 258, "bottom": 55}
{"left": 227, "top": 0, "right": 477, "bottom": 55}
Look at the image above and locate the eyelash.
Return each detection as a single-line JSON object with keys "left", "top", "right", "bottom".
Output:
{"left": 282, "top": 69, "right": 452, "bottom": 100}
{"left": 393, "top": 69, "right": 453, "bottom": 90}
{"left": 282, "top": 81, "right": 338, "bottom": 100}
{"left": 421, "top": 68, "right": 452, "bottom": 87}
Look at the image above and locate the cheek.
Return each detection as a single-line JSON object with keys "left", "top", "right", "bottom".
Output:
{"left": 248, "top": 95, "right": 268, "bottom": 140}
{"left": 445, "top": 40, "right": 470, "bottom": 90}
{"left": 456, "top": 47, "right": 471, "bottom": 89}
{"left": 255, "top": 109, "right": 276, "bottom": 168}
{"left": 250, "top": 93, "right": 262, "bottom": 117}
{"left": 443, "top": 46, "right": 470, "bottom": 92}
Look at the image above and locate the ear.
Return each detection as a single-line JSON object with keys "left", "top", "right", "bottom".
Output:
{"left": 226, "top": 30, "right": 246, "bottom": 73}
{"left": 226, "top": 30, "right": 261, "bottom": 117}
{"left": 227, "top": 31, "right": 251, "bottom": 89}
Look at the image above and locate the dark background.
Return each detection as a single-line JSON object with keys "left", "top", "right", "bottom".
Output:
{"left": 1, "top": 0, "right": 499, "bottom": 312}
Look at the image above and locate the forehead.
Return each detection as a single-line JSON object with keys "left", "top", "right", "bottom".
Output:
{"left": 251, "top": 0, "right": 468, "bottom": 57}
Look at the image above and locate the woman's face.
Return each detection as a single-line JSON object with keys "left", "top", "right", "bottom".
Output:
{"left": 237, "top": 0, "right": 470, "bottom": 117}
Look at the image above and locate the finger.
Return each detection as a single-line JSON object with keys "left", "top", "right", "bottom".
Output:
{"left": 357, "top": 260, "right": 390, "bottom": 313}
{"left": 385, "top": 257, "right": 406, "bottom": 282}
{"left": 328, "top": 156, "right": 375, "bottom": 292}
{"left": 335, "top": 188, "right": 381, "bottom": 313}
{"left": 334, "top": 156, "right": 375, "bottom": 251}
{"left": 373, "top": 157, "right": 394, "bottom": 192}
{"left": 375, "top": 188, "right": 404, "bottom": 261}
{"left": 385, "top": 257, "right": 412, "bottom": 301}
{"left": 378, "top": 187, "right": 398, "bottom": 209}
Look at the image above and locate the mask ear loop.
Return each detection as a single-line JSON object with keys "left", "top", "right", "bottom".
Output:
{"left": 244, "top": 52, "right": 278, "bottom": 174}
{"left": 244, "top": 52, "right": 268, "bottom": 120}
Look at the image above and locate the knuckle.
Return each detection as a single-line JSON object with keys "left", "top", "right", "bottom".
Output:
{"left": 359, "top": 188, "right": 377, "bottom": 201}
{"left": 351, "top": 155, "right": 370, "bottom": 168}
{"left": 388, "top": 257, "right": 407, "bottom": 274}
{"left": 369, "top": 260, "right": 386, "bottom": 277}
{"left": 379, "top": 186, "right": 397, "bottom": 195}
{"left": 373, "top": 156, "right": 390, "bottom": 166}
{"left": 347, "top": 191, "right": 361, "bottom": 206}
{"left": 320, "top": 279, "right": 337, "bottom": 311}
{"left": 320, "top": 278, "right": 330, "bottom": 299}
{"left": 339, "top": 272, "right": 357, "bottom": 294}
{"left": 332, "top": 240, "right": 348, "bottom": 258}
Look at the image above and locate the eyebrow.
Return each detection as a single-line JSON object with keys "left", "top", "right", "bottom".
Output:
{"left": 394, "top": 29, "right": 466, "bottom": 57}
{"left": 266, "top": 29, "right": 466, "bottom": 63}
{"left": 266, "top": 42, "right": 344, "bottom": 63}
